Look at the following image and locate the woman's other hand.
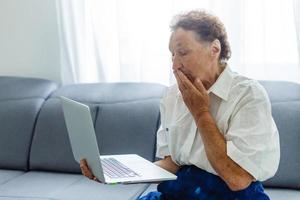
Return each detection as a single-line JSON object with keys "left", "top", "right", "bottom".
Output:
{"left": 80, "top": 158, "right": 101, "bottom": 182}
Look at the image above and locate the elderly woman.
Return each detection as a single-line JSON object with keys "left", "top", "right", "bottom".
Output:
{"left": 81, "top": 10, "right": 280, "bottom": 200}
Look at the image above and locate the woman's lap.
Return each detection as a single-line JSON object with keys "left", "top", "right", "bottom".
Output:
{"left": 139, "top": 165, "right": 270, "bottom": 200}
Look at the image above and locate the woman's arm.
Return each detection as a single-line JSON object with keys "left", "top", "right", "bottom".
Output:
{"left": 174, "top": 71, "right": 254, "bottom": 191}
{"left": 154, "top": 156, "right": 180, "bottom": 174}
{"left": 195, "top": 112, "right": 254, "bottom": 191}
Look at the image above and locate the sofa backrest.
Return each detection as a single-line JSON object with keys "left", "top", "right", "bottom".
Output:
{"left": 1, "top": 76, "right": 299, "bottom": 190}
{"left": 0, "top": 76, "right": 57, "bottom": 170}
{"left": 260, "top": 81, "right": 300, "bottom": 189}
{"left": 29, "top": 83, "right": 166, "bottom": 173}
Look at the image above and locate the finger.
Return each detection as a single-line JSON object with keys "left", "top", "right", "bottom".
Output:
{"left": 80, "top": 159, "right": 101, "bottom": 183}
{"left": 80, "top": 158, "right": 87, "bottom": 167}
{"left": 173, "top": 70, "right": 183, "bottom": 86}
{"left": 174, "top": 70, "right": 184, "bottom": 85}
{"left": 176, "top": 70, "right": 195, "bottom": 90}
{"left": 79, "top": 159, "right": 87, "bottom": 173}
{"left": 80, "top": 159, "right": 94, "bottom": 179}
{"left": 194, "top": 78, "right": 206, "bottom": 93}
{"left": 80, "top": 165, "right": 93, "bottom": 179}
{"left": 177, "top": 71, "right": 207, "bottom": 95}
{"left": 174, "top": 71, "right": 186, "bottom": 92}
{"left": 80, "top": 159, "right": 89, "bottom": 173}
{"left": 93, "top": 176, "right": 101, "bottom": 183}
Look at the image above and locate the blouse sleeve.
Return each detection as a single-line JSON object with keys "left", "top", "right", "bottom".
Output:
{"left": 225, "top": 83, "right": 280, "bottom": 181}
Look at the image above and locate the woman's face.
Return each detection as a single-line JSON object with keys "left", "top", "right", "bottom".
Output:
{"left": 169, "top": 28, "right": 215, "bottom": 83}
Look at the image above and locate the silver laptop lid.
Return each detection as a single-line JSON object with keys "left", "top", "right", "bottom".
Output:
{"left": 60, "top": 96, "right": 105, "bottom": 182}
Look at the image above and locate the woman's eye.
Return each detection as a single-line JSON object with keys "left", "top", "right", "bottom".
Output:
{"left": 178, "top": 50, "right": 188, "bottom": 55}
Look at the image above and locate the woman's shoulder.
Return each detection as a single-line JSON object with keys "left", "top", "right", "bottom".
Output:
{"left": 230, "top": 74, "right": 269, "bottom": 101}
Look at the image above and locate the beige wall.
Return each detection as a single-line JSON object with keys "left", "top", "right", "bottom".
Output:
{"left": 0, "top": 0, "right": 61, "bottom": 83}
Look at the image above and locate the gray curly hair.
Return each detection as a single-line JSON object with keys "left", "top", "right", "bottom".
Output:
{"left": 170, "top": 10, "right": 231, "bottom": 63}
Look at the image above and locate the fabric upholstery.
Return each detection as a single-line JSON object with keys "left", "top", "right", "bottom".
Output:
{"left": 0, "top": 198, "right": 53, "bottom": 200}
{"left": 0, "top": 77, "right": 57, "bottom": 170}
{"left": 0, "top": 171, "right": 149, "bottom": 200}
{"left": 30, "top": 83, "right": 165, "bottom": 173}
{"left": 51, "top": 83, "right": 166, "bottom": 103}
{"left": 1, "top": 76, "right": 300, "bottom": 199}
{"left": 259, "top": 81, "right": 300, "bottom": 103}
{"left": 263, "top": 102, "right": 300, "bottom": 189}
{"left": 265, "top": 188, "right": 300, "bottom": 200}
{"left": 0, "top": 169, "right": 24, "bottom": 185}
{"left": 29, "top": 98, "right": 98, "bottom": 173}
{"left": 0, "top": 99, "right": 44, "bottom": 170}
{"left": 260, "top": 81, "right": 300, "bottom": 189}
{"left": 95, "top": 99, "right": 161, "bottom": 162}
{"left": 0, "top": 76, "right": 57, "bottom": 101}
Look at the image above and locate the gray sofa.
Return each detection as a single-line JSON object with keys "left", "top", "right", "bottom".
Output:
{"left": 0, "top": 76, "right": 299, "bottom": 200}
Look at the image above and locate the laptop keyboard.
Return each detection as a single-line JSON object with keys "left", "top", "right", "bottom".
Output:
{"left": 101, "top": 157, "right": 140, "bottom": 179}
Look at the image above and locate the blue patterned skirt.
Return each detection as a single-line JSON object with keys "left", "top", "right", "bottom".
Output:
{"left": 139, "top": 165, "right": 269, "bottom": 200}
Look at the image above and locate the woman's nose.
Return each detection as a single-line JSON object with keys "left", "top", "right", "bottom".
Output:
{"left": 172, "top": 56, "right": 182, "bottom": 71}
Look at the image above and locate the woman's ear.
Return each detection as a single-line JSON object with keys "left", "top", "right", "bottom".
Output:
{"left": 211, "top": 39, "right": 221, "bottom": 57}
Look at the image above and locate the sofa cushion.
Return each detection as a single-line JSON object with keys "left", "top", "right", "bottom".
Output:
{"left": 51, "top": 82, "right": 166, "bottom": 103}
{"left": 29, "top": 98, "right": 98, "bottom": 173}
{"left": 0, "top": 171, "right": 149, "bottom": 200}
{"left": 260, "top": 81, "right": 300, "bottom": 103}
{"left": 265, "top": 188, "right": 300, "bottom": 200}
{"left": 0, "top": 77, "right": 57, "bottom": 170}
{"left": 139, "top": 183, "right": 158, "bottom": 198}
{"left": 0, "top": 100, "right": 44, "bottom": 170}
{"left": 29, "top": 83, "right": 165, "bottom": 173}
{"left": 0, "top": 169, "right": 24, "bottom": 185}
{"left": 0, "top": 76, "right": 57, "bottom": 101}
{"left": 0, "top": 198, "right": 52, "bottom": 200}
{"left": 95, "top": 100, "right": 161, "bottom": 162}
{"left": 53, "top": 175, "right": 148, "bottom": 200}
{"left": 263, "top": 101, "right": 300, "bottom": 189}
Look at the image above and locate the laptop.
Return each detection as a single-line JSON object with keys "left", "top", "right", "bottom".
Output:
{"left": 60, "top": 96, "right": 177, "bottom": 184}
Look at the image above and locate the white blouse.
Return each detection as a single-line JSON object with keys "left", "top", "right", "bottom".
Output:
{"left": 156, "top": 66, "right": 280, "bottom": 181}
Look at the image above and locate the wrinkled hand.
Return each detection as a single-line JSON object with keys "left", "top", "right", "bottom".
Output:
{"left": 174, "top": 70, "right": 210, "bottom": 122}
{"left": 80, "top": 159, "right": 101, "bottom": 182}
